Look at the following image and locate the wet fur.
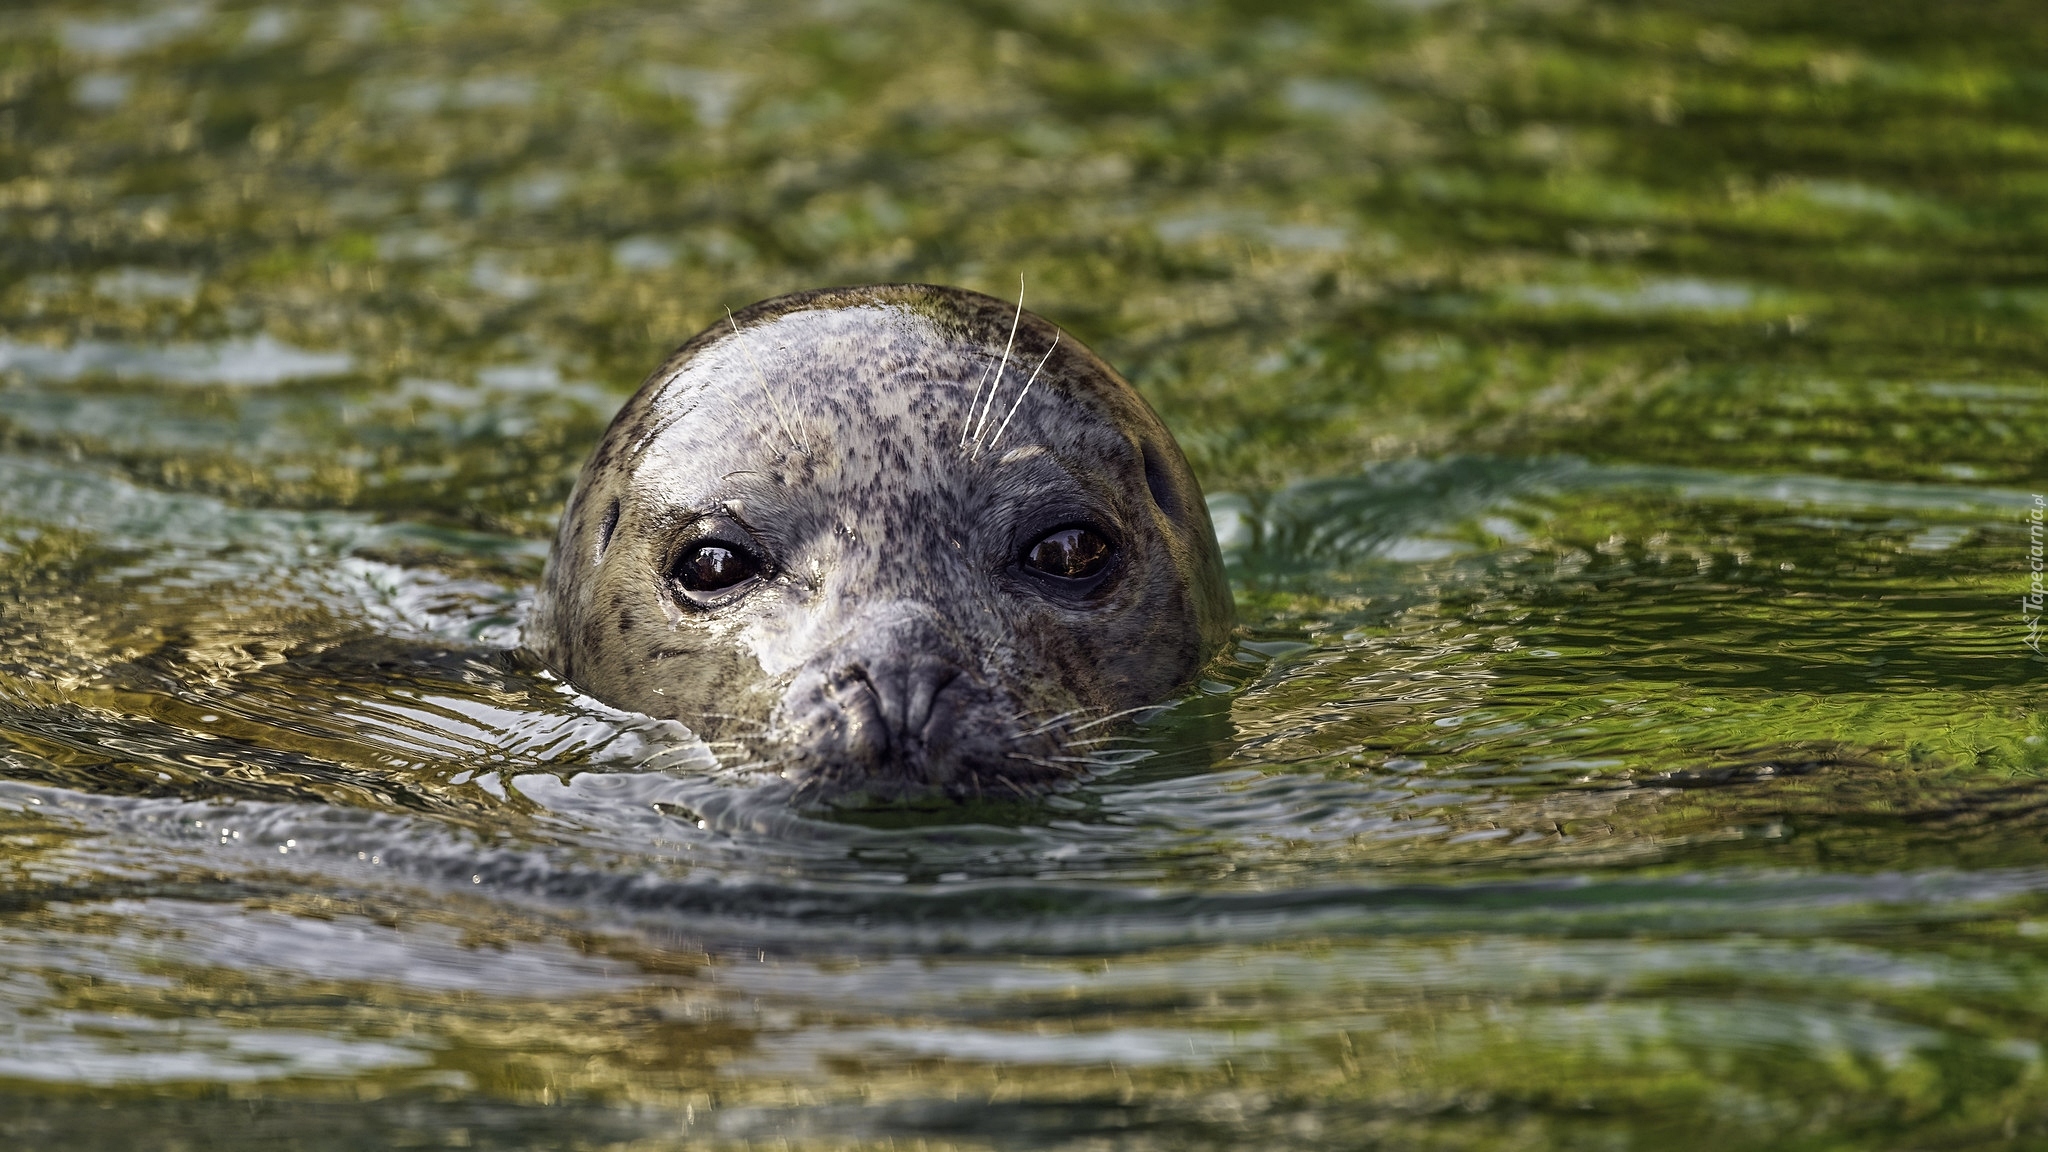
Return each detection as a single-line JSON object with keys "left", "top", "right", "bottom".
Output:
{"left": 527, "top": 285, "right": 1234, "bottom": 802}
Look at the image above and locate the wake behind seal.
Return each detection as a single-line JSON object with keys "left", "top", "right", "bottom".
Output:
{"left": 527, "top": 284, "right": 1234, "bottom": 802}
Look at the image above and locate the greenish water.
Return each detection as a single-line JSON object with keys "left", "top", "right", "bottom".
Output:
{"left": 2, "top": 0, "right": 2046, "bottom": 1147}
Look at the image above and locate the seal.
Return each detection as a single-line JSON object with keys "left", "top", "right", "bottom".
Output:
{"left": 527, "top": 284, "right": 1234, "bottom": 802}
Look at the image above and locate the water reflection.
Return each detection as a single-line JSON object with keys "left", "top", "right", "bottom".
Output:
{"left": 5, "top": 408, "right": 2044, "bottom": 1120}
{"left": 6, "top": 0, "right": 2048, "bottom": 1146}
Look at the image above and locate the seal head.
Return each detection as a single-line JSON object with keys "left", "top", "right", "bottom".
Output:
{"left": 528, "top": 284, "right": 1233, "bottom": 802}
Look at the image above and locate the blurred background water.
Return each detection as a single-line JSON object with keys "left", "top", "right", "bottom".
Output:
{"left": 1, "top": 0, "right": 2046, "bottom": 1148}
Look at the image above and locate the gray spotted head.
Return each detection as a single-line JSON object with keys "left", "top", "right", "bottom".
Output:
{"left": 527, "top": 284, "right": 1234, "bottom": 802}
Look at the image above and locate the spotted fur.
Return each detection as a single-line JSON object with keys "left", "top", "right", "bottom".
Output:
{"left": 527, "top": 285, "right": 1234, "bottom": 802}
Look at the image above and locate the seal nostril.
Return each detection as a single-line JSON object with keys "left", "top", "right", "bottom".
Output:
{"left": 911, "top": 666, "right": 963, "bottom": 744}
{"left": 827, "top": 665, "right": 892, "bottom": 760}
{"left": 832, "top": 657, "right": 966, "bottom": 760}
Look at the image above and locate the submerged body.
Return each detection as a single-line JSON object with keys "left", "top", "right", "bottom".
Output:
{"left": 528, "top": 284, "right": 1233, "bottom": 801}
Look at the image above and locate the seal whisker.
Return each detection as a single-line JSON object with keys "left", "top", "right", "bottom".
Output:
{"left": 727, "top": 307, "right": 808, "bottom": 457}
{"left": 718, "top": 756, "right": 801, "bottom": 777}
{"left": 980, "top": 330, "right": 1060, "bottom": 458}
{"left": 965, "top": 275, "right": 1026, "bottom": 451}
{"left": 1007, "top": 704, "right": 1076, "bottom": 726}
{"left": 959, "top": 355, "right": 999, "bottom": 450}
{"left": 1017, "top": 707, "right": 1088, "bottom": 738}
{"left": 685, "top": 713, "right": 772, "bottom": 734}
{"left": 1066, "top": 703, "right": 1165, "bottom": 733}
{"left": 1016, "top": 700, "right": 1153, "bottom": 739}
{"left": 691, "top": 709, "right": 769, "bottom": 725}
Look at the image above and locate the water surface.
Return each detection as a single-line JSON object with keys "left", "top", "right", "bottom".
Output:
{"left": 3, "top": 1, "right": 2047, "bottom": 1148}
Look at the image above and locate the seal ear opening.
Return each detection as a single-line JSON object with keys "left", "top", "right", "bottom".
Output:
{"left": 594, "top": 497, "right": 621, "bottom": 563}
{"left": 1141, "top": 440, "right": 1185, "bottom": 523}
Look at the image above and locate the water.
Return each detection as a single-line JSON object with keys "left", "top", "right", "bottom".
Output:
{"left": 2, "top": 0, "right": 2046, "bottom": 1147}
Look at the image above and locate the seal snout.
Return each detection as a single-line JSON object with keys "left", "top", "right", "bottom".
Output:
{"left": 825, "top": 653, "right": 965, "bottom": 763}
{"left": 773, "top": 606, "right": 1018, "bottom": 799}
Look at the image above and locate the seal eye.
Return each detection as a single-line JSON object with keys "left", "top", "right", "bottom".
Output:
{"left": 1023, "top": 527, "right": 1113, "bottom": 582}
{"left": 673, "top": 541, "right": 760, "bottom": 600}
